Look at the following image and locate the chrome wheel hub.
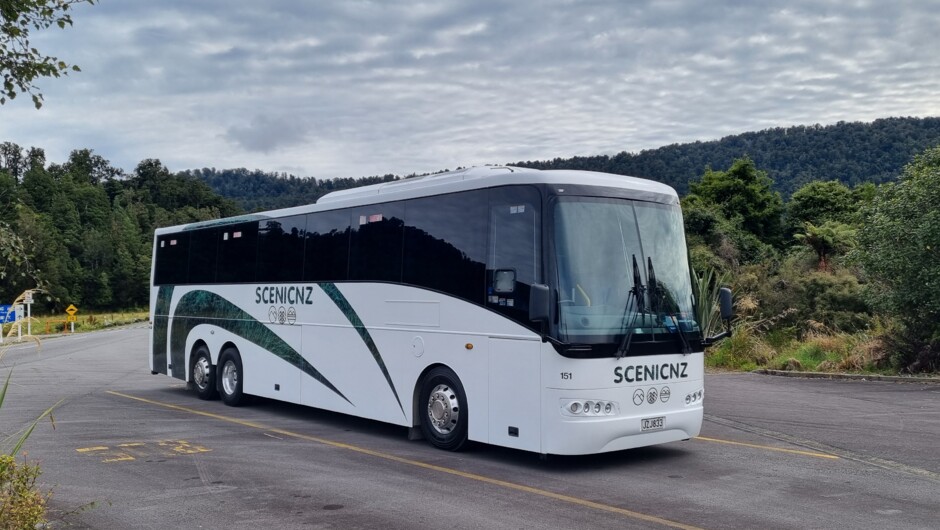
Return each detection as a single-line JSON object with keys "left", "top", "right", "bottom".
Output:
{"left": 222, "top": 360, "right": 238, "bottom": 395}
{"left": 427, "top": 384, "right": 459, "bottom": 435}
{"left": 193, "top": 357, "right": 211, "bottom": 390}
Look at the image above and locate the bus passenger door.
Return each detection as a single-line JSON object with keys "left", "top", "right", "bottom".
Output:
{"left": 485, "top": 186, "right": 544, "bottom": 452}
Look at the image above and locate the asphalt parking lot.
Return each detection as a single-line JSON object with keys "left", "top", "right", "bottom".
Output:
{"left": 1, "top": 327, "right": 938, "bottom": 529}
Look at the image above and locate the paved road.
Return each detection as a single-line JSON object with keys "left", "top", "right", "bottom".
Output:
{"left": 1, "top": 327, "right": 938, "bottom": 529}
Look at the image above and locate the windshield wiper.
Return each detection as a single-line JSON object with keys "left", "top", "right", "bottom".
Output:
{"left": 616, "top": 255, "right": 645, "bottom": 359}
{"left": 647, "top": 257, "right": 692, "bottom": 354}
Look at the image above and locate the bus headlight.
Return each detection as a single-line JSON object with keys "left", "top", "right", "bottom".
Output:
{"left": 561, "top": 399, "right": 619, "bottom": 417}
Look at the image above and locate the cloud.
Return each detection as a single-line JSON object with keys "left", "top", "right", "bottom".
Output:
{"left": 225, "top": 115, "right": 310, "bottom": 153}
{"left": 2, "top": 0, "right": 939, "bottom": 178}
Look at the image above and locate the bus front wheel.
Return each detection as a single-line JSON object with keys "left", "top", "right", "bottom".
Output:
{"left": 190, "top": 345, "right": 218, "bottom": 400}
{"left": 419, "top": 367, "right": 468, "bottom": 451}
{"left": 218, "top": 347, "right": 246, "bottom": 407}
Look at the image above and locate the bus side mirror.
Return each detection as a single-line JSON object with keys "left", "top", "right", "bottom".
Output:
{"left": 703, "top": 287, "right": 734, "bottom": 346}
{"left": 719, "top": 287, "right": 733, "bottom": 322}
{"left": 529, "top": 283, "right": 551, "bottom": 323}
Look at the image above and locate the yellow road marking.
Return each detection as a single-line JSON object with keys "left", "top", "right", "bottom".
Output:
{"left": 76, "top": 446, "right": 109, "bottom": 453}
{"left": 159, "top": 440, "right": 212, "bottom": 454}
{"left": 102, "top": 454, "right": 135, "bottom": 463}
{"left": 107, "top": 390, "right": 702, "bottom": 530}
{"left": 694, "top": 436, "right": 839, "bottom": 459}
{"left": 77, "top": 440, "right": 212, "bottom": 462}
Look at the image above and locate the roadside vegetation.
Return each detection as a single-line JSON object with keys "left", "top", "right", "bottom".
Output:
{"left": 2, "top": 135, "right": 940, "bottom": 375}
{"left": 689, "top": 146, "right": 940, "bottom": 375}
{"left": 2, "top": 310, "right": 148, "bottom": 337}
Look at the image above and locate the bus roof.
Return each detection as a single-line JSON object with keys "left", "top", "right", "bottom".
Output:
{"left": 156, "top": 166, "right": 677, "bottom": 235}
{"left": 316, "top": 166, "right": 676, "bottom": 206}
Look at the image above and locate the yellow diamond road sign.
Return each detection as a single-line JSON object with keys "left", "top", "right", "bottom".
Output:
{"left": 65, "top": 304, "right": 78, "bottom": 316}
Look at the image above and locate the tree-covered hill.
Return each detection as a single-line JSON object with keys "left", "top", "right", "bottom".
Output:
{"left": 193, "top": 117, "right": 940, "bottom": 210}
{"left": 512, "top": 117, "right": 940, "bottom": 196}
{"left": 181, "top": 168, "right": 399, "bottom": 212}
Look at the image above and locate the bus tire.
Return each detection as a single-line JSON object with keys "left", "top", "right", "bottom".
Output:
{"left": 190, "top": 345, "right": 218, "bottom": 400}
{"left": 218, "top": 347, "right": 246, "bottom": 407}
{"left": 419, "top": 367, "right": 468, "bottom": 451}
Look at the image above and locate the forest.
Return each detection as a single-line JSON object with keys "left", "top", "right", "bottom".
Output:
{"left": 180, "top": 118, "right": 940, "bottom": 213}
{"left": 513, "top": 116, "right": 940, "bottom": 197}
{"left": 2, "top": 117, "right": 940, "bottom": 373}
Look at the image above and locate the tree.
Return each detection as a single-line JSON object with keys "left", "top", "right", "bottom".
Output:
{"left": 1, "top": 0, "right": 96, "bottom": 108}
{"left": 855, "top": 145, "right": 940, "bottom": 371}
{"left": 794, "top": 221, "right": 856, "bottom": 272}
{"left": 687, "top": 156, "right": 785, "bottom": 246}
{"left": 787, "top": 181, "right": 853, "bottom": 230}
{"left": 0, "top": 218, "right": 42, "bottom": 301}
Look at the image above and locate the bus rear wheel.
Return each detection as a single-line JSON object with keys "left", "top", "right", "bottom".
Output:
{"left": 218, "top": 347, "right": 246, "bottom": 407}
{"left": 419, "top": 367, "right": 468, "bottom": 451}
{"left": 190, "top": 345, "right": 218, "bottom": 400}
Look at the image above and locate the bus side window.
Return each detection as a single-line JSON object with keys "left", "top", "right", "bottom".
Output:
{"left": 487, "top": 186, "right": 541, "bottom": 327}
{"left": 349, "top": 203, "right": 404, "bottom": 283}
{"left": 187, "top": 228, "right": 219, "bottom": 284}
{"left": 154, "top": 233, "right": 190, "bottom": 285}
{"left": 402, "top": 191, "right": 487, "bottom": 303}
{"left": 305, "top": 209, "right": 352, "bottom": 282}
{"left": 257, "top": 215, "right": 306, "bottom": 282}
{"left": 217, "top": 222, "right": 258, "bottom": 283}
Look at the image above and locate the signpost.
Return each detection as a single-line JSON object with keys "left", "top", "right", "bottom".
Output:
{"left": 0, "top": 305, "right": 14, "bottom": 324}
{"left": 66, "top": 304, "right": 78, "bottom": 333}
{"left": 0, "top": 305, "right": 14, "bottom": 344}
{"left": 15, "top": 304, "right": 23, "bottom": 339}
{"left": 24, "top": 291, "right": 33, "bottom": 336}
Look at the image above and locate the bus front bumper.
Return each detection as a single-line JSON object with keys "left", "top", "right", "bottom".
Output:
{"left": 541, "top": 387, "right": 704, "bottom": 456}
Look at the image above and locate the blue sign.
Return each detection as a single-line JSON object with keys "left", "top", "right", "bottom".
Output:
{"left": 0, "top": 305, "right": 15, "bottom": 324}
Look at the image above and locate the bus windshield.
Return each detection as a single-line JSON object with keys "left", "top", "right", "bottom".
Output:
{"left": 553, "top": 197, "right": 699, "bottom": 353}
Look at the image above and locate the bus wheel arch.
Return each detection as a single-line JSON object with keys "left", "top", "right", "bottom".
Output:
{"left": 416, "top": 365, "right": 469, "bottom": 451}
{"left": 217, "top": 344, "right": 247, "bottom": 407}
{"left": 190, "top": 342, "right": 218, "bottom": 400}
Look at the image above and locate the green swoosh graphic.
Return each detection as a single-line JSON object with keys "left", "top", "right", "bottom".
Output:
{"left": 169, "top": 289, "right": 351, "bottom": 405}
{"left": 319, "top": 283, "right": 405, "bottom": 417}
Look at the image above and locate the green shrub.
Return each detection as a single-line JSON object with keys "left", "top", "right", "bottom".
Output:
{"left": 854, "top": 144, "right": 940, "bottom": 372}
{"left": 0, "top": 454, "right": 47, "bottom": 530}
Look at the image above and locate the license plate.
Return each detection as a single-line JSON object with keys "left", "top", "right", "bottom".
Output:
{"left": 641, "top": 416, "right": 665, "bottom": 432}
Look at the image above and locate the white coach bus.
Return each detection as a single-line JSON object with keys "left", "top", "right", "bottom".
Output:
{"left": 149, "top": 166, "right": 731, "bottom": 455}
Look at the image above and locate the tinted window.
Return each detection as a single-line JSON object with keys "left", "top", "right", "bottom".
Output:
{"left": 349, "top": 203, "right": 404, "bottom": 282}
{"left": 305, "top": 209, "right": 351, "bottom": 282}
{"left": 154, "top": 233, "right": 189, "bottom": 285}
{"left": 257, "top": 215, "right": 306, "bottom": 282}
{"left": 403, "top": 191, "right": 486, "bottom": 303}
{"left": 216, "top": 222, "right": 259, "bottom": 283}
{"left": 187, "top": 228, "right": 219, "bottom": 284}
{"left": 486, "top": 186, "right": 542, "bottom": 326}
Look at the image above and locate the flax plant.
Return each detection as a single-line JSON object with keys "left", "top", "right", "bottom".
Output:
{"left": 692, "top": 266, "right": 732, "bottom": 338}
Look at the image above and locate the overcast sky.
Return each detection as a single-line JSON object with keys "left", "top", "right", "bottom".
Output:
{"left": 3, "top": 0, "right": 939, "bottom": 179}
